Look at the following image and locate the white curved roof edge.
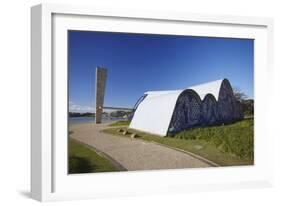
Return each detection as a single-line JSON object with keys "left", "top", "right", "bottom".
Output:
{"left": 188, "top": 79, "right": 224, "bottom": 101}
{"left": 144, "top": 79, "right": 226, "bottom": 101}
{"left": 129, "top": 78, "right": 231, "bottom": 136}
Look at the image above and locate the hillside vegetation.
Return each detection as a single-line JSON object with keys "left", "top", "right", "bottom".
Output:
{"left": 172, "top": 119, "right": 254, "bottom": 159}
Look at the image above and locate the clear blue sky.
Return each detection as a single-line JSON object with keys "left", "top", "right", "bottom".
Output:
{"left": 68, "top": 30, "right": 254, "bottom": 113}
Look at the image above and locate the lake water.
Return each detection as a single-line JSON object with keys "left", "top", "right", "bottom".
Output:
{"left": 69, "top": 116, "right": 126, "bottom": 125}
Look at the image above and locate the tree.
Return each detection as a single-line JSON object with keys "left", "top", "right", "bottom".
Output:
{"left": 233, "top": 87, "right": 254, "bottom": 116}
{"left": 232, "top": 87, "right": 248, "bottom": 101}
{"left": 242, "top": 99, "right": 254, "bottom": 116}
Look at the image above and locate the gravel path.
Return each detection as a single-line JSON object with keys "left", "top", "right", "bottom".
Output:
{"left": 69, "top": 123, "right": 211, "bottom": 171}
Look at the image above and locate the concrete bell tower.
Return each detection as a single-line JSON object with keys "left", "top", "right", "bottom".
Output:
{"left": 95, "top": 67, "right": 107, "bottom": 124}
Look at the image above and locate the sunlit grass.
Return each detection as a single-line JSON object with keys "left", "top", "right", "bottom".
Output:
{"left": 173, "top": 119, "right": 254, "bottom": 159}
{"left": 108, "top": 120, "right": 131, "bottom": 127}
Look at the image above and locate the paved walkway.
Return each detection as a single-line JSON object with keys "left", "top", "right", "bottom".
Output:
{"left": 69, "top": 123, "right": 211, "bottom": 171}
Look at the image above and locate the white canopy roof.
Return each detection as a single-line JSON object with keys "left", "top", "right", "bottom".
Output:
{"left": 129, "top": 79, "right": 225, "bottom": 136}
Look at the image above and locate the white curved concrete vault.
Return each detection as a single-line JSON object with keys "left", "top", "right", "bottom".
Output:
{"left": 129, "top": 79, "right": 243, "bottom": 136}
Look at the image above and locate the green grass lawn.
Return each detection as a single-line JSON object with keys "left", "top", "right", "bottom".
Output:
{"left": 68, "top": 138, "right": 121, "bottom": 174}
{"left": 108, "top": 120, "right": 131, "bottom": 127}
{"left": 103, "top": 119, "right": 254, "bottom": 166}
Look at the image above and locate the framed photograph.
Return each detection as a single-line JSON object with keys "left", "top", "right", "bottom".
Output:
{"left": 31, "top": 3, "right": 274, "bottom": 201}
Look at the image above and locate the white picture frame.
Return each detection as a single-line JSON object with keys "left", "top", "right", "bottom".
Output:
{"left": 31, "top": 3, "right": 274, "bottom": 202}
